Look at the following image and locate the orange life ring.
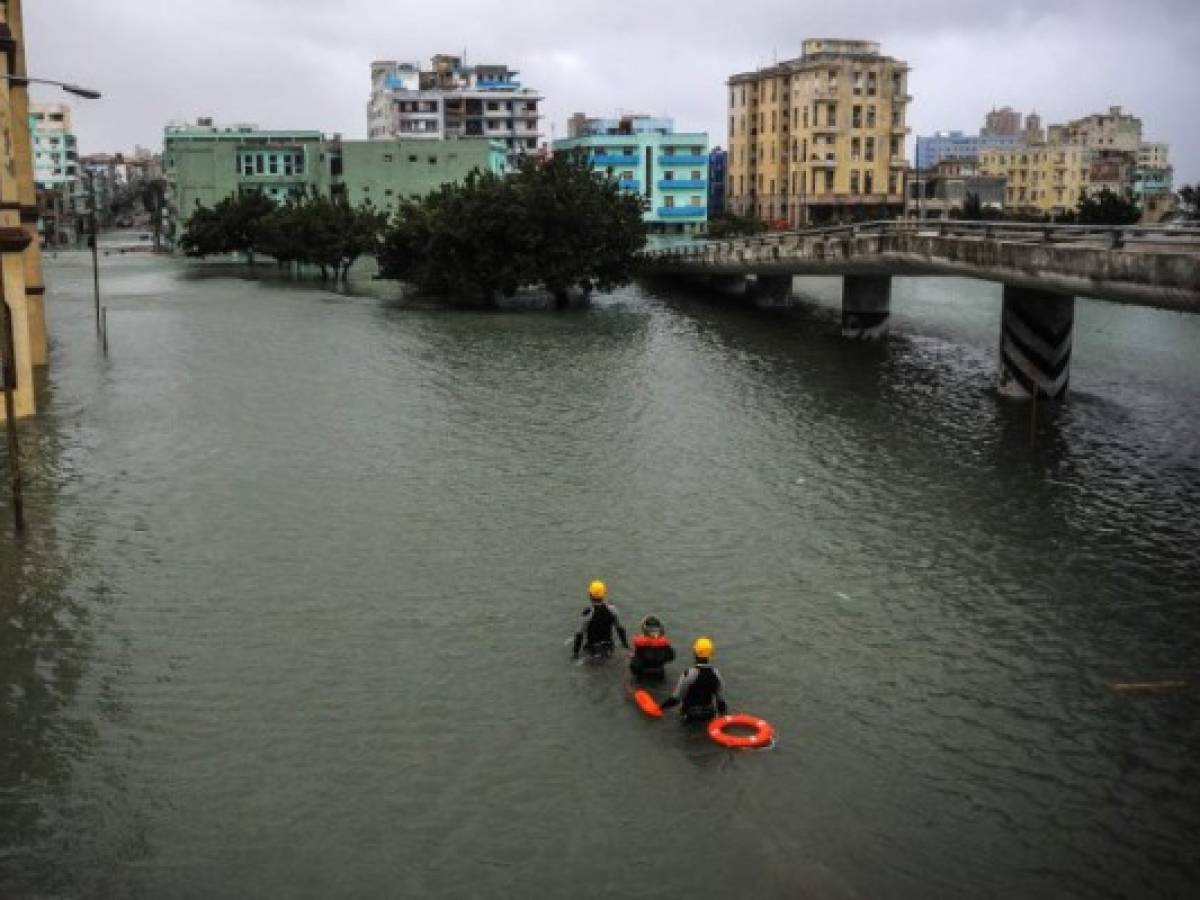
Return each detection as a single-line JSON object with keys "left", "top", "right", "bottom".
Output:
{"left": 707, "top": 714, "right": 775, "bottom": 749}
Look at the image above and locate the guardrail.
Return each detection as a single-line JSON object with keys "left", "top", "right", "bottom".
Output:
{"left": 641, "top": 219, "right": 1200, "bottom": 259}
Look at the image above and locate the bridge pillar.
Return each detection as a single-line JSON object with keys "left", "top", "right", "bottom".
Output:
{"left": 841, "top": 275, "right": 891, "bottom": 340}
{"left": 998, "top": 285, "right": 1074, "bottom": 400}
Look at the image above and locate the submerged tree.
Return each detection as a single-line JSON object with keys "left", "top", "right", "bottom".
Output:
{"left": 178, "top": 191, "right": 275, "bottom": 263}
{"left": 181, "top": 190, "right": 385, "bottom": 280}
{"left": 377, "top": 155, "right": 647, "bottom": 305}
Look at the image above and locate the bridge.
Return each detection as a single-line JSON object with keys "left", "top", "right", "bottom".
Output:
{"left": 639, "top": 220, "right": 1200, "bottom": 400}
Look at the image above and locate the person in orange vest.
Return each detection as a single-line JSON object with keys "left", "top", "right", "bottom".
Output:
{"left": 571, "top": 580, "right": 629, "bottom": 659}
{"left": 628, "top": 615, "right": 676, "bottom": 682}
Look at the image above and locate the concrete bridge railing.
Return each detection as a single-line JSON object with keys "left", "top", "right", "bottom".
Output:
{"left": 638, "top": 221, "right": 1200, "bottom": 401}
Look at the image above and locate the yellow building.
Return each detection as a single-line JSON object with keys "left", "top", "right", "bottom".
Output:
{"left": 726, "top": 38, "right": 910, "bottom": 227}
{"left": 979, "top": 146, "right": 1089, "bottom": 218}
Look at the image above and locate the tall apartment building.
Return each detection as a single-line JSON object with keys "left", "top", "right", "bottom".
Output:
{"left": 727, "top": 39, "right": 910, "bottom": 227}
{"left": 368, "top": 55, "right": 542, "bottom": 169}
{"left": 979, "top": 145, "right": 1089, "bottom": 218}
{"left": 981, "top": 106, "right": 1022, "bottom": 137}
{"left": 552, "top": 113, "right": 709, "bottom": 237}
{"left": 30, "top": 102, "right": 78, "bottom": 189}
{"left": 163, "top": 119, "right": 505, "bottom": 247}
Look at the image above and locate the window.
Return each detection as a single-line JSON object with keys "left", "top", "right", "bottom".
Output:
{"left": 622, "top": 171, "right": 634, "bottom": 180}
{"left": 865, "top": 137, "right": 875, "bottom": 162}
{"left": 691, "top": 195, "right": 702, "bottom": 207}
{"left": 866, "top": 106, "right": 876, "bottom": 128}
{"left": 730, "top": 116, "right": 735, "bottom": 136}
{"left": 664, "top": 195, "right": 675, "bottom": 208}
{"left": 408, "top": 154, "right": 417, "bottom": 163}
{"left": 383, "top": 154, "right": 393, "bottom": 162}
{"left": 864, "top": 170, "right": 874, "bottom": 193}
{"left": 295, "top": 153, "right": 305, "bottom": 174}
{"left": 691, "top": 170, "right": 701, "bottom": 180}
{"left": 852, "top": 105, "right": 862, "bottom": 129}
{"left": 268, "top": 154, "right": 278, "bottom": 175}
{"left": 826, "top": 105, "right": 836, "bottom": 127}
{"left": 664, "top": 170, "right": 675, "bottom": 180}
{"left": 255, "top": 154, "right": 264, "bottom": 174}
{"left": 851, "top": 138, "right": 860, "bottom": 161}
{"left": 850, "top": 170, "right": 860, "bottom": 193}
{"left": 428, "top": 156, "right": 437, "bottom": 165}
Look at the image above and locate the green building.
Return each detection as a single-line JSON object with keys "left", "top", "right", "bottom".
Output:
{"left": 163, "top": 119, "right": 505, "bottom": 248}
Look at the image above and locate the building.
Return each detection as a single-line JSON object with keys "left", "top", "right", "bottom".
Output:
{"left": 1049, "top": 105, "right": 1142, "bottom": 152}
{"left": 907, "top": 157, "right": 1005, "bottom": 219}
{"left": 727, "top": 38, "right": 910, "bottom": 227}
{"left": 981, "top": 106, "right": 1022, "bottom": 137}
{"left": 979, "top": 145, "right": 1089, "bottom": 218}
{"left": 29, "top": 103, "right": 82, "bottom": 247}
{"left": 2, "top": 0, "right": 50, "bottom": 421}
{"left": 1133, "top": 142, "right": 1174, "bottom": 221}
{"left": 29, "top": 102, "right": 79, "bottom": 190}
{"left": 915, "top": 130, "right": 1022, "bottom": 170}
{"left": 368, "top": 55, "right": 542, "bottom": 169}
{"left": 708, "top": 147, "right": 728, "bottom": 216}
{"left": 163, "top": 119, "right": 505, "bottom": 247}
{"left": 552, "top": 113, "right": 709, "bottom": 236}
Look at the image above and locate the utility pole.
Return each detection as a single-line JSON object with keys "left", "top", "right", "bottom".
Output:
{"left": 0, "top": 294, "right": 24, "bottom": 533}
{"left": 88, "top": 170, "right": 101, "bottom": 333}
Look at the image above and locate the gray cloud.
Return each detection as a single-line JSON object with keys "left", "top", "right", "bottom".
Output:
{"left": 24, "top": 0, "right": 1200, "bottom": 183}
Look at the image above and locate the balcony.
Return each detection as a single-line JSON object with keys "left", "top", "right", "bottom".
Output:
{"left": 591, "top": 153, "right": 639, "bottom": 165}
{"left": 656, "top": 206, "right": 707, "bottom": 218}
{"left": 658, "top": 179, "right": 706, "bottom": 189}
{"left": 810, "top": 156, "right": 837, "bottom": 167}
{"left": 617, "top": 179, "right": 641, "bottom": 191}
{"left": 658, "top": 154, "right": 707, "bottom": 165}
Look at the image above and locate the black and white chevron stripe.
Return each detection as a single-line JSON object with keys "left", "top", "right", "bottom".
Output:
{"left": 999, "top": 288, "right": 1074, "bottom": 399}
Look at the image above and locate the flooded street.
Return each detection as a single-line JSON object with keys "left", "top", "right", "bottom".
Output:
{"left": 2, "top": 251, "right": 1198, "bottom": 898}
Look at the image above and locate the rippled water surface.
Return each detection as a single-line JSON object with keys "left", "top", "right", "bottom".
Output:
{"left": 2, "top": 251, "right": 1198, "bottom": 899}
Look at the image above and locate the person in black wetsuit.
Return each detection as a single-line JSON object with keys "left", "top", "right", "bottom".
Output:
{"left": 660, "top": 637, "right": 728, "bottom": 721}
{"left": 571, "top": 580, "right": 629, "bottom": 659}
{"left": 629, "top": 615, "right": 676, "bottom": 682}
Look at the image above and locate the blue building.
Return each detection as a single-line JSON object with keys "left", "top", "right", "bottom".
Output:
{"left": 708, "top": 147, "right": 727, "bottom": 216}
{"left": 554, "top": 114, "right": 709, "bottom": 236}
{"left": 915, "top": 130, "right": 1022, "bottom": 170}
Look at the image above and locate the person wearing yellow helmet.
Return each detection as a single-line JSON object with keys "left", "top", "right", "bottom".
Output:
{"left": 571, "top": 579, "right": 629, "bottom": 660}
{"left": 660, "top": 636, "right": 728, "bottom": 720}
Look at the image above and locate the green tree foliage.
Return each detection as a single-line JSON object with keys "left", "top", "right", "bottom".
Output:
{"left": 377, "top": 155, "right": 647, "bottom": 305}
{"left": 178, "top": 191, "right": 275, "bottom": 263}
{"left": 138, "top": 178, "right": 167, "bottom": 251}
{"left": 180, "top": 190, "right": 386, "bottom": 280}
{"left": 706, "top": 212, "right": 767, "bottom": 238}
{"left": 1074, "top": 187, "right": 1141, "bottom": 226}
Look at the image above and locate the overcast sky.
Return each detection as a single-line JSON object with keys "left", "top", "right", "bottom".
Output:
{"left": 25, "top": 0, "right": 1200, "bottom": 183}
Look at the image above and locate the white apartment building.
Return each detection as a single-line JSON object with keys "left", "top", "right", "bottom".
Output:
{"left": 368, "top": 54, "right": 542, "bottom": 169}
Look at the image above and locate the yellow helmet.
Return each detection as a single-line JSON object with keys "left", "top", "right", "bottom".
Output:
{"left": 588, "top": 580, "right": 607, "bottom": 601}
{"left": 693, "top": 637, "right": 715, "bottom": 659}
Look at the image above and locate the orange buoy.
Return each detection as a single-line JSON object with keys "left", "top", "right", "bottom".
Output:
{"left": 708, "top": 713, "right": 775, "bottom": 749}
{"left": 633, "top": 689, "right": 663, "bottom": 718}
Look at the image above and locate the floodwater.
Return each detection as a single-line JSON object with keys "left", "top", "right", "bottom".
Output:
{"left": 2, "top": 250, "right": 1198, "bottom": 899}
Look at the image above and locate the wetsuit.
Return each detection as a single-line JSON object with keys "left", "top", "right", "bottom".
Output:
{"left": 660, "top": 663, "right": 727, "bottom": 720}
{"left": 629, "top": 635, "right": 676, "bottom": 681}
{"left": 572, "top": 602, "right": 629, "bottom": 658}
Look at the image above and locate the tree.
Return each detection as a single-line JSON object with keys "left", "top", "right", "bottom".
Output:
{"left": 138, "top": 178, "right": 167, "bottom": 252}
{"left": 178, "top": 191, "right": 275, "bottom": 263}
{"left": 1178, "top": 184, "right": 1200, "bottom": 221}
{"left": 1074, "top": 187, "right": 1141, "bottom": 226}
{"left": 378, "top": 155, "right": 646, "bottom": 305}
